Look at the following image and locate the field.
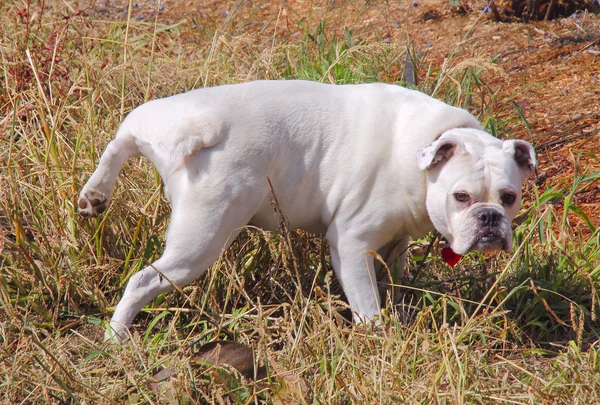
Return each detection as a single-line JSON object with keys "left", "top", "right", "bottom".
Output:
{"left": 1, "top": 0, "right": 600, "bottom": 403}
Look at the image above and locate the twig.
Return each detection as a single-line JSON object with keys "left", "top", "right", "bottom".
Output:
{"left": 544, "top": 0, "right": 555, "bottom": 21}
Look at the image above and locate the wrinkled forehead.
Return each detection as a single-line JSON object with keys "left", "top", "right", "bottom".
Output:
{"left": 445, "top": 145, "right": 523, "bottom": 194}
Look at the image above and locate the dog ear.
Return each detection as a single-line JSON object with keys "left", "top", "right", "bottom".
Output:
{"left": 417, "top": 136, "right": 465, "bottom": 170}
{"left": 503, "top": 139, "right": 537, "bottom": 180}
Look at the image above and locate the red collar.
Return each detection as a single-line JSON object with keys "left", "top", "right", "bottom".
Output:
{"left": 441, "top": 246, "right": 462, "bottom": 267}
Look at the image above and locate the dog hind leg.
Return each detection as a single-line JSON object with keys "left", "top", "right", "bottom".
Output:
{"left": 78, "top": 134, "right": 139, "bottom": 217}
{"left": 104, "top": 247, "right": 217, "bottom": 342}
{"left": 105, "top": 185, "right": 265, "bottom": 342}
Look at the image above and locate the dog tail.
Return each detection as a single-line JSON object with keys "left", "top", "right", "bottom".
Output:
{"left": 168, "top": 113, "right": 226, "bottom": 162}
{"left": 109, "top": 100, "right": 226, "bottom": 172}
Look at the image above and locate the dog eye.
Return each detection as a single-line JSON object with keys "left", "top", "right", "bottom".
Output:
{"left": 501, "top": 193, "right": 516, "bottom": 205}
{"left": 454, "top": 192, "right": 470, "bottom": 203}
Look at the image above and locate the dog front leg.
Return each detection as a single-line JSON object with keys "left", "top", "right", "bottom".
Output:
{"left": 377, "top": 237, "right": 409, "bottom": 304}
{"left": 327, "top": 232, "right": 381, "bottom": 323}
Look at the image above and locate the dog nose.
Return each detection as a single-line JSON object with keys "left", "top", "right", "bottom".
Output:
{"left": 478, "top": 209, "right": 501, "bottom": 227}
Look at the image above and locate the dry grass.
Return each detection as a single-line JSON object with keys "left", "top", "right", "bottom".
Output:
{"left": 1, "top": 0, "right": 599, "bottom": 403}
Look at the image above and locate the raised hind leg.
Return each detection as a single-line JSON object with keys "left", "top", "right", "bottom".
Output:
{"left": 78, "top": 135, "right": 139, "bottom": 217}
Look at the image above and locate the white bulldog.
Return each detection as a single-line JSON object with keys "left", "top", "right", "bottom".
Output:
{"left": 78, "top": 80, "right": 536, "bottom": 341}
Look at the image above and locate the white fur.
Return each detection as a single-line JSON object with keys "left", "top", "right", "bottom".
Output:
{"left": 77, "top": 80, "right": 536, "bottom": 342}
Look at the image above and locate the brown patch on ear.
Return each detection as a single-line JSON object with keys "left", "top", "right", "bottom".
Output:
{"left": 514, "top": 142, "right": 536, "bottom": 172}
{"left": 417, "top": 137, "right": 464, "bottom": 170}
{"left": 503, "top": 139, "right": 537, "bottom": 180}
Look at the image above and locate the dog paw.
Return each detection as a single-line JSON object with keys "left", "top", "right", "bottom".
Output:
{"left": 104, "top": 322, "right": 130, "bottom": 344}
{"left": 104, "top": 329, "right": 126, "bottom": 344}
{"left": 78, "top": 190, "right": 108, "bottom": 217}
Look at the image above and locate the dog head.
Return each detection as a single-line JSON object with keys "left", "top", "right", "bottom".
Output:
{"left": 417, "top": 128, "right": 536, "bottom": 255}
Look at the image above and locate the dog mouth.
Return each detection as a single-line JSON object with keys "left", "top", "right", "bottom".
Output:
{"left": 471, "top": 230, "right": 508, "bottom": 253}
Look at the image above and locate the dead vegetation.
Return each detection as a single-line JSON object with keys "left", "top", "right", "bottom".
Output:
{"left": 1, "top": 0, "right": 599, "bottom": 403}
{"left": 497, "top": 0, "right": 600, "bottom": 22}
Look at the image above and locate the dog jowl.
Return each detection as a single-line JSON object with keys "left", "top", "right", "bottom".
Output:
{"left": 78, "top": 80, "right": 536, "bottom": 341}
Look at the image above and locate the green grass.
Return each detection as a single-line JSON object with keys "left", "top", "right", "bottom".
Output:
{"left": 1, "top": 0, "right": 599, "bottom": 403}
